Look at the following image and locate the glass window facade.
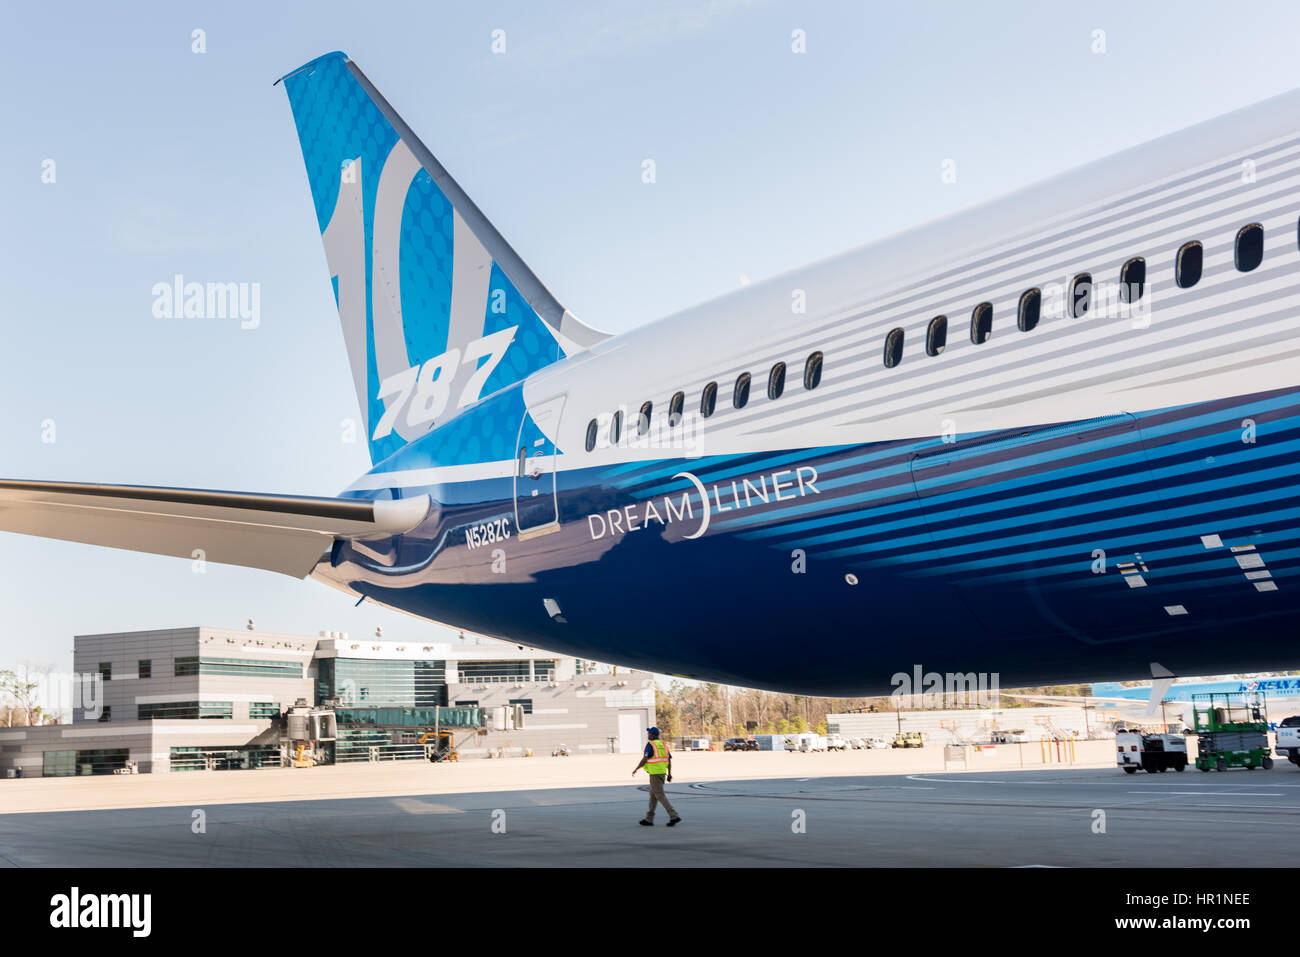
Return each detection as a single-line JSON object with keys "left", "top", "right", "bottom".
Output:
{"left": 174, "top": 656, "right": 303, "bottom": 679}
{"left": 138, "top": 701, "right": 233, "bottom": 720}
{"left": 42, "top": 750, "right": 76, "bottom": 777}
{"left": 334, "top": 727, "right": 426, "bottom": 763}
{"left": 508, "top": 698, "right": 533, "bottom": 715}
{"left": 169, "top": 745, "right": 281, "bottom": 771}
{"left": 249, "top": 702, "right": 281, "bottom": 719}
{"left": 138, "top": 659, "right": 152, "bottom": 679}
{"left": 317, "top": 657, "right": 446, "bottom": 707}
{"left": 44, "top": 748, "right": 129, "bottom": 776}
{"left": 333, "top": 706, "right": 481, "bottom": 728}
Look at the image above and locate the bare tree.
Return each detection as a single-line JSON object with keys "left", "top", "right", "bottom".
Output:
{"left": 0, "top": 669, "right": 15, "bottom": 727}
{"left": 4, "top": 664, "right": 49, "bottom": 727}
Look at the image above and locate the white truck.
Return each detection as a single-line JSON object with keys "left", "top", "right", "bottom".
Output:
{"left": 1275, "top": 715, "right": 1300, "bottom": 768}
{"left": 1116, "top": 729, "right": 1188, "bottom": 773}
{"left": 825, "top": 733, "right": 850, "bottom": 751}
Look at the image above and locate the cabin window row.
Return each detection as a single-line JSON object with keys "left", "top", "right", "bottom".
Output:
{"left": 584, "top": 350, "right": 825, "bottom": 452}
{"left": 878, "top": 221, "right": 1269, "bottom": 369}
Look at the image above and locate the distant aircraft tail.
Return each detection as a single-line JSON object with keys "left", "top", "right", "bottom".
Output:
{"left": 277, "top": 51, "right": 608, "bottom": 464}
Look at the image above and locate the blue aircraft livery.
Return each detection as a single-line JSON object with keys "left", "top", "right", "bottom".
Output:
{"left": 4, "top": 52, "right": 1300, "bottom": 695}
{"left": 1093, "top": 678, "right": 1300, "bottom": 704}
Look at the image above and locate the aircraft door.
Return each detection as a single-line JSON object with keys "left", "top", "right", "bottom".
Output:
{"left": 514, "top": 394, "right": 566, "bottom": 538}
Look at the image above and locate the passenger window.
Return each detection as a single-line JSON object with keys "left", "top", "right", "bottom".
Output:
{"left": 969, "top": 302, "right": 992, "bottom": 345}
{"left": 1070, "top": 273, "right": 1092, "bottom": 318}
{"left": 585, "top": 419, "right": 598, "bottom": 452}
{"left": 733, "top": 373, "right": 751, "bottom": 409}
{"left": 637, "top": 401, "right": 652, "bottom": 436}
{"left": 668, "top": 391, "right": 685, "bottom": 427}
{"left": 700, "top": 382, "right": 718, "bottom": 418}
{"left": 883, "top": 328, "right": 904, "bottom": 368}
{"left": 768, "top": 362, "right": 786, "bottom": 399}
{"left": 803, "top": 352, "right": 823, "bottom": 389}
{"left": 1120, "top": 258, "right": 1145, "bottom": 303}
{"left": 1175, "top": 241, "right": 1202, "bottom": 288}
{"left": 1235, "top": 223, "right": 1263, "bottom": 272}
{"left": 1018, "top": 289, "right": 1041, "bottom": 332}
{"left": 926, "top": 316, "right": 947, "bottom": 356}
{"left": 610, "top": 410, "right": 623, "bottom": 445}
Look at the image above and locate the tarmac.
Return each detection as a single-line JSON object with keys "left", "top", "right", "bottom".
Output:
{"left": 2, "top": 748, "right": 1298, "bottom": 867}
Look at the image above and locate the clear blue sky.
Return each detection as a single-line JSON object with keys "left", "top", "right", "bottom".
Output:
{"left": 3, "top": 0, "right": 1300, "bottom": 670}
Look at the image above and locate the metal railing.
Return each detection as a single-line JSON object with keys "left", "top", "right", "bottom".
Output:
{"left": 454, "top": 674, "right": 554, "bottom": 685}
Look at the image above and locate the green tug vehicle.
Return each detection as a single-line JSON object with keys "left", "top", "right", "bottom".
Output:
{"left": 1191, "top": 691, "right": 1275, "bottom": 772}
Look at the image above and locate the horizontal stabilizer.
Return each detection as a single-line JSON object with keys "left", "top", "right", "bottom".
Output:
{"left": 0, "top": 480, "right": 428, "bottom": 578}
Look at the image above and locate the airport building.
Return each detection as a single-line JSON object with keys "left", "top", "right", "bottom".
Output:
{"left": 0, "top": 626, "right": 656, "bottom": 776}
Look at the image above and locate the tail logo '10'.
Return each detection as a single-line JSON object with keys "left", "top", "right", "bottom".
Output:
{"left": 320, "top": 143, "right": 516, "bottom": 442}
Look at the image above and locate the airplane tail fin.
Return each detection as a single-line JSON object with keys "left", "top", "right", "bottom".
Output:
{"left": 277, "top": 52, "right": 609, "bottom": 464}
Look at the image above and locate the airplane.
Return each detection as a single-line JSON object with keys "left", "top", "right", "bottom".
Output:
{"left": 1007, "top": 675, "right": 1300, "bottom": 724}
{"left": 4, "top": 50, "right": 1300, "bottom": 696}
{"left": 1089, "top": 676, "right": 1300, "bottom": 708}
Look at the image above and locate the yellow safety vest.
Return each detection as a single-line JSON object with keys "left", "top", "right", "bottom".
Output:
{"left": 645, "top": 738, "right": 670, "bottom": 774}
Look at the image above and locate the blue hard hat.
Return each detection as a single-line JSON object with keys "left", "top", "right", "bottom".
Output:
{"left": 647, "top": 726, "right": 660, "bottom": 736}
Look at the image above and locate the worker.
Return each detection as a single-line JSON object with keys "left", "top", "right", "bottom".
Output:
{"left": 632, "top": 726, "right": 681, "bottom": 827}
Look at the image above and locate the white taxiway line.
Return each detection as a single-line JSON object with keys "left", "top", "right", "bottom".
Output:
{"left": 1132, "top": 791, "right": 1283, "bottom": 797}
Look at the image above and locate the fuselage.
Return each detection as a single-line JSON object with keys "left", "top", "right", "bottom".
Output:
{"left": 314, "top": 86, "right": 1300, "bottom": 695}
